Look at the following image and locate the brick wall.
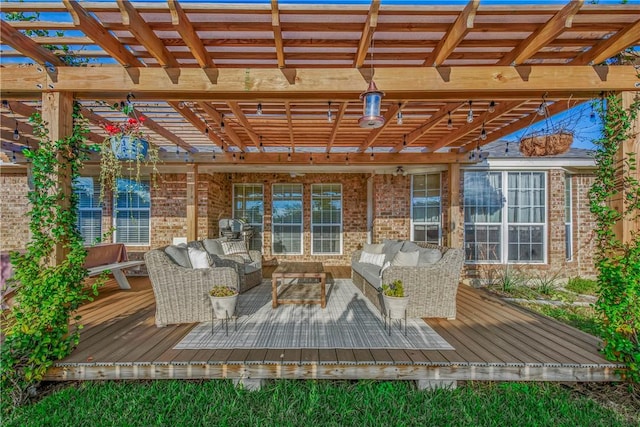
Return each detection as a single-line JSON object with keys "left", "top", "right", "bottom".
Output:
{"left": 0, "top": 172, "right": 30, "bottom": 251}
{"left": 372, "top": 174, "right": 411, "bottom": 241}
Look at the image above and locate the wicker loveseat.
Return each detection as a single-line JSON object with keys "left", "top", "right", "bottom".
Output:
{"left": 144, "top": 247, "right": 239, "bottom": 327}
{"left": 351, "top": 241, "right": 464, "bottom": 319}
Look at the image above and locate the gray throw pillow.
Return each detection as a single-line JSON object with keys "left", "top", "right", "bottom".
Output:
{"left": 391, "top": 250, "right": 419, "bottom": 267}
{"left": 164, "top": 244, "right": 192, "bottom": 268}
{"left": 418, "top": 247, "right": 442, "bottom": 265}
{"left": 363, "top": 243, "right": 385, "bottom": 254}
{"left": 202, "top": 238, "right": 225, "bottom": 256}
{"left": 401, "top": 241, "right": 421, "bottom": 252}
{"left": 382, "top": 239, "right": 404, "bottom": 264}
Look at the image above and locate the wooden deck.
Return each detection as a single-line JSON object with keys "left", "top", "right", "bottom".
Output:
{"left": 46, "top": 267, "right": 622, "bottom": 383}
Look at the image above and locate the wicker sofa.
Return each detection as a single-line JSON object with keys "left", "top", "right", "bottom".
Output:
{"left": 351, "top": 241, "right": 464, "bottom": 319}
{"left": 144, "top": 248, "right": 239, "bottom": 327}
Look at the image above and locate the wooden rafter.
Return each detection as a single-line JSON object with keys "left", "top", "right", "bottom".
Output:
{"left": 167, "top": 101, "right": 223, "bottom": 151}
{"left": 459, "top": 99, "right": 584, "bottom": 152}
{"left": 285, "top": 101, "right": 294, "bottom": 151}
{"left": 116, "top": 0, "right": 179, "bottom": 68}
{"left": 63, "top": 0, "right": 143, "bottom": 68}
{"left": 0, "top": 20, "right": 65, "bottom": 66}
{"left": 168, "top": 0, "right": 215, "bottom": 69}
{"left": 271, "top": 0, "right": 285, "bottom": 68}
{"left": 497, "top": 0, "right": 584, "bottom": 66}
{"left": 429, "top": 100, "right": 526, "bottom": 152}
{"left": 390, "top": 102, "right": 464, "bottom": 153}
{"left": 424, "top": 0, "right": 479, "bottom": 67}
{"left": 198, "top": 102, "right": 247, "bottom": 152}
{"left": 358, "top": 102, "right": 407, "bottom": 152}
{"left": 572, "top": 19, "right": 640, "bottom": 66}
{"left": 227, "top": 102, "right": 263, "bottom": 152}
{"left": 327, "top": 102, "right": 348, "bottom": 153}
{"left": 353, "top": 0, "right": 380, "bottom": 68}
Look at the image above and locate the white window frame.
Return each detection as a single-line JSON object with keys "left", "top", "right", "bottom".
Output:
{"left": 410, "top": 173, "right": 442, "bottom": 245}
{"left": 113, "top": 179, "right": 151, "bottom": 246}
{"left": 271, "top": 183, "right": 304, "bottom": 255}
{"left": 311, "top": 183, "right": 343, "bottom": 255}
{"left": 565, "top": 174, "right": 573, "bottom": 261}
{"left": 74, "top": 177, "right": 102, "bottom": 245}
{"left": 464, "top": 170, "right": 547, "bottom": 264}
{"left": 233, "top": 183, "right": 264, "bottom": 251}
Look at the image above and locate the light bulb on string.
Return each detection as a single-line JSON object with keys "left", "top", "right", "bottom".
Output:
{"left": 220, "top": 114, "right": 225, "bottom": 133}
{"left": 488, "top": 101, "right": 496, "bottom": 113}
{"left": 257, "top": 103, "right": 263, "bottom": 115}
{"left": 13, "top": 125, "right": 20, "bottom": 141}
{"left": 370, "top": 148, "right": 374, "bottom": 161}
{"left": 12, "top": 151, "right": 17, "bottom": 163}
{"left": 480, "top": 123, "right": 487, "bottom": 140}
{"left": 287, "top": 149, "right": 291, "bottom": 162}
{"left": 447, "top": 112, "right": 453, "bottom": 130}
{"left": 467, "top": 101, "right": 474, "bottom": 123}
{"left": 327, "top": 101, "right": 333, "bottom": 123}
{"left": 396, "top": 103, "right": 403, "bottom": 125}
{"left": 212, "top": 151, "right": 216, "bottom": 160}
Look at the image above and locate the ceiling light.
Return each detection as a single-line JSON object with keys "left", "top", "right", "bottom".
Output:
{"left": 467, "top": 100, "right": 474, "bottom": 123}
{"left": 359, "top": 80, "right": 385, "bottom": 128}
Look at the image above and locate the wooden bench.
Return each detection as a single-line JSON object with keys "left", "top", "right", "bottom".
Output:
{"left": 87, "top": 260, "right": 145, "bottom": 290}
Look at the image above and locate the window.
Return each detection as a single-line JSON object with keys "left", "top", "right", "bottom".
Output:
{"left": 311, "top": 184, "right": 342, "bottom": 254}
{"left": 565, "top": 174, "right": 572, "bottom": 260}
{"left": 114, "top": 179, "right": 150, "bottom": 245}
{"left": 272, "top": 184, "right": 303, "bottom": 254}
{"left": 233, "top": 184, "right": 264, "bottom": 251}
{"left": 411, "top": 174, "right": 442, "bottom": 244}
{"left": 464, "top": 171, "right": 546, "bottom": 263}
{"left": 74, "top": 177, "right": 102, "bottom": 245}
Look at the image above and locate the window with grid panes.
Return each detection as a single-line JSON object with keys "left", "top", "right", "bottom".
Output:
{"left": 311, "top": 184, "right": 342, "bottom": 254}
{"left": 411, "top": 174, "right": 442, "bottom": 244}
{"left": 272, "top": 183, "right": 303, "bottom": 254}
{"left": 74, "top": 177, "right": 102, "bottom": 245}
{"left": 114, "top": 179, "right": 150, "bottom": 245}
{"left": 233, "top": 184, "right": 264, "bottom": 251}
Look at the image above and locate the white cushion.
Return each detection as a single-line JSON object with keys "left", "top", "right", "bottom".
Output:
{"left": 363, "top": 243, "right": 385, "bottom": 254}
{"left": 187, "top": 247, "right": 211, "bottom": 269}
{"left": 221, "top": 240, "right": 252, "bottom": 262}
{"left": 359, "top": 251, "right": 386, "bottom": 267}
{"left": 391, "top": 250, "right": 419, "bottom": 267}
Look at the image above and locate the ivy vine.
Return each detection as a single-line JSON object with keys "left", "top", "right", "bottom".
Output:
{"left": 0, "top": 104, "right": 101, "bottom": 407}
{"left": 589, "top": 92, "right": 640, "bottom": 382}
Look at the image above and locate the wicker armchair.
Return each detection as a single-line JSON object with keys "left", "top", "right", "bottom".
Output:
{"left": 144, "top": 248, "right": 239, "bottom": 327}
{"left": 351, "top": 242, "right": 464, "bottom": 319}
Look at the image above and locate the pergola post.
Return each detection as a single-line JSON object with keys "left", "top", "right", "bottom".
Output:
{"left": 611, "top": 91, "right": 640, "bottom": 244}
{"left": 41, "top": 91, "right": 74, "bottom": 265}
{"left": 447, "top": 163, "right": 462, "bottom": 248}
{"left": 186, "top": 163, "right": 199, "bottom": 241}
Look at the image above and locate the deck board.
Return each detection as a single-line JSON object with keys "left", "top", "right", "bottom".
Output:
{"left": 46, "top": 270, "right": 621, "bottom": 382}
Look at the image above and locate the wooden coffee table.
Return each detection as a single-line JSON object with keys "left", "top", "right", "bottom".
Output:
{"left": 271, "top": 262, "right": 326, "bottom": 308}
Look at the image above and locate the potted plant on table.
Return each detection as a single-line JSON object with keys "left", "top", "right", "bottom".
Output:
{"left": 209, "top": 285, "right": 239, "bottom": 319}
{"left": 381, "top": 279, "right": 408, "bottom": 319}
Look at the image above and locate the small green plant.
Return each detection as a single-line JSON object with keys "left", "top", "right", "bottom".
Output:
{"left": 533, "top": 270, "right": 560, "bottom": 296}
{"left": 381, "top": 280, "right": 405, "bottom": 297}
{"left": 209, "top": 286, "right": 237, "bottom": 297}
{"left": 489, "top": 264, "right": 528, "bottom": 293}
{"left": 566, "top": 277, "right": 598, "bottom": 296}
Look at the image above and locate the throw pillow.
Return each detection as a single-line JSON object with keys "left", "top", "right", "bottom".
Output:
{"left": 188, "top": 247, "right": 211, "bottom": 269}
{"left": 363, "top": 243, "right": 385, "bottom": 254}
{"left": 164, "top": 244, "right": 192, "bottom": 268}
{"left": 401, "top": 241, "right": 421, "bottom": 252}
{"left": 221, "top": 240, "right": 252, "bottom": 262}
{"left": 391, "top": 250, "right": 419, "bottom": 267}
{"left": 418, "top": 247, "right": 443, "bottom": 265}
{"left": 202, "top": 238, "right": 225, "bottom": 256}
{"left": 382, "top": 239, "right": 404, "bottom": 264}
{"left": 359, "top": 251, "right": 386, "bottom": 267}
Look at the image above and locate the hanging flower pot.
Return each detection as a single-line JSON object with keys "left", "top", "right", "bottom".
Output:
{"left": 110, "top": 135, "right": 149, "bottom": 161}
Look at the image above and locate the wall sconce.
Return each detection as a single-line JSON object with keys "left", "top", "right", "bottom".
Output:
{"left": 359, "top": 80, "right": 385, "bottom": 128}
{"left": 393, "top": 166, "right": 407, "bottom": 176}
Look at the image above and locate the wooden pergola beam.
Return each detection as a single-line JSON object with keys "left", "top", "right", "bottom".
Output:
{"left": 358, "top": 101, "right": 407, "bottom": 152}
{"left": 284, "top": 101, "right": 294, "bottom": 152}
{"left": 353, "top": 0, "right": 380, "bottom": 68}
{"left": 168, "top": 0, "right": 215, "bottom": 69}
{"left": 497, "top": 0, "right": 583, "bottom": 66}
{"left": 424, "top": 0, "right": 479, "bottom": 67}
{"left": 63, "top": 0, "right": 143, "bottom": 68}
{"left": 3, "top": 66, "right": 633, "bottom": 99}
{"left": 198, "top": 102, "right": 247, "bottom": 152}
{"left": 0, "top": 19, "right": 65, "bottom": 66}
{"left": 116, "top": 0, "right": 179, "bottom": 68}
{"left": 167, "top": 101, "right": 222, "bottom": 152}
{"left": 572, "top": 19, "right": 640, "bottom": 66}
{"left": 390, "top": 102, "right": 464, "bottom": 153}
{"left": 227, "top": 102, "right": 263, "bottom": 152}
{"left": 271, "top": 0, "right": 285, "bottom": 68}
{"left": 327, "top": 102, "right": 348, "bottom": 153}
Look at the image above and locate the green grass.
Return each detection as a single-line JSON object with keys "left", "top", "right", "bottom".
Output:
{"left": 2, "top": 380, "right": 634, "bottom": 427}
{"left": 520, "top": 304, "right": 600, "bottom": 337}
{"left": 565, "top": 277, "right": 599, "bottom": 296}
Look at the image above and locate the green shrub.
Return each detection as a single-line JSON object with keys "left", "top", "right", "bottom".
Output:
{"left": 566, "top": 277, "right": 598, "bottom": 296}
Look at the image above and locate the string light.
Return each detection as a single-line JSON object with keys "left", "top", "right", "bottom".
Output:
{"left": 447, "top": 112, "right": 453, "bottom": 130}
{"left": 12, "top": 151, "right": 17, "bottom": 163}
{"left": 505, "top": 142, "right": 509, "bottom": 154}
{"left": 177, "top": 101, "right": 186, "bottom": 109}
{"left": 212, "top": 151, "right": 216, "bottom": 160}
{"left": 176, "top": 145, "right": 180, "bottom": 155}
{"left": 326, "top": 152, "right": 330, "bottom": 160}
{"left": 488, "top": 100, "right": 496, "bottom": 113}
{"left": 259, "top": 135, "right": 263, "bottom": 148}
{"left": 480, "top": 122, "right": 487, "bottom": 140}
{"left": 327, "top": 101, "right": 333, "bottom": 123}
{"left": 345, "top": 153, "right": 349, "bottom": 166}
{"left": 232, "top": 152, "right": 236, "bottom": 161}
{"left": 396, "top": 103, "right": 403, "bottom": 125}
{"left": 467, "top": 100, "right": 474, "bottom": 123}
{"left": 402, "top": 134, "right": 407, "bottom": 146}
{"left": 370, "top": 147, "right": 374, "bottom": 161}
{"left": 536, "top": 93, "right": 548, "bottom": 116}
{"left": 220, "top": 114, "right": 225, "bottom": 133}
{"left": 13, "top": 124, "right": 20, "bottom": 141}
{"left": 257, "top": 103, "right": 263, "bottom": 115}
{"left": 287, "top": 149, "right": 291, "bottom": 162}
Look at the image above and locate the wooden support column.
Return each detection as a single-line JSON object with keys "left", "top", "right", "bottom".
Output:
{"left": 41, "top": 91, "right": 74, "bottom": 265}
{"left": 612, "top": 91, "right": 640, "bottom": 244}
{"left": 447, "top": 163, "right": 462, "bottom": 248}
{"left": 186, "top": 164, "right": 199, "bottom": 241}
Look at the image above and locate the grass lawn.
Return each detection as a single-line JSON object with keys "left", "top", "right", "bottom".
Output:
{"left": 2, "top": 380, "right": 637, "bottom": 427}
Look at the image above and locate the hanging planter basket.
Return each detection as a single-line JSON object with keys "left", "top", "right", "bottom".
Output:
{"left": 110, "top": 135, "right": 149, "bottom": 161}
{"left": 519, "top": 132, "right": 573, "bottom": 157}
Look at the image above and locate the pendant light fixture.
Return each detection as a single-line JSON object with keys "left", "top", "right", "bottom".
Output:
{"left": 359, "top": 38, "right": 385, "bottom": 128}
